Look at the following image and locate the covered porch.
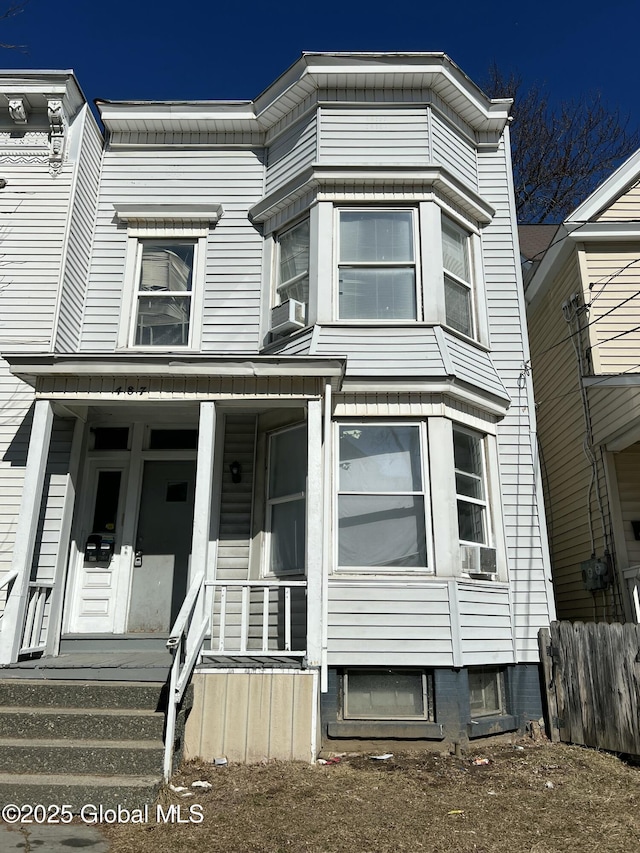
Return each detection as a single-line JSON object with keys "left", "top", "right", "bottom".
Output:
{"left": 0, "top": 353, "right": 344, "bottom": 681}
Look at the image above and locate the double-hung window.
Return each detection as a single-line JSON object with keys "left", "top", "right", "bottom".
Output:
{"left": 453, "top": 427, "right": 489, "bottom": 547}
{"left": 132, "top": 239, "right": 196, "bottom": 347}
{"left": 338, "top": 210, "right": 417, "bottom": 320}
{"left": 442, "top": 215, "right": 474, "bottom": 337}
{"left": 468, "top": 667, "right": 506, "bottom": 717}
{"left": 277, "top": 219, "right": 309, "bottom": 310}
{"left": 267, "top": 424, "right": 307, "bottom": 575}
{"left": 337, "top": 424, "right": 428, "bottom": 570}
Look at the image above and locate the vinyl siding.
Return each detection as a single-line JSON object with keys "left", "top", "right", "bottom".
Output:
{"left": 0, "top": 124, "right": 77, "bottom": 579}
{"left": 265, "top": 114, "right": 316, "bottom": 196}
{"left": 327, "top": 581, "right": 454, "bottom": 666}
{"left": 431, "top": 110, "right": 478, "bottom": 190}
{"left": 587, "top": 384, "right": 640, "bottom": 448}
{"left": 29, "top": 417, "right": 74, "bottom": 583}
{"left": 595, "top": 179, "right": 640, "bottom": 221}
{"left": 80, "top": 148, "right": 265, "bottom": 353}
{"left": 55, "top": 108, "right": 103, "bottom": 352}
{"left": 457, "top": 583, "right": 514, "bottom": 665}
{"left": 478, "top": 138, "right": 554, "bottom": 658}
{"left": 584, "top": 242, "right": 640, "bottom": 372}
{"left": 527, "top": 251, "right": 612, "bottom": 621}
{"left": 327, "top": 580, "right": 516, "bottom": 666}
{"left": 319, "top": 106, "right": 429, "bottom": 164}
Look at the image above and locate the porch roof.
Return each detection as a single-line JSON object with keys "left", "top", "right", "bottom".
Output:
{"left": 4, "top": 353, "right": 346, "bottom": 397}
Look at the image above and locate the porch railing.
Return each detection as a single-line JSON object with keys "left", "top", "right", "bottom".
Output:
{"left": 20, "top": 582, "right": 54, "bottom": 655}
{"left": 164, "top": 569, "right": 208, "bottom": 781}
{"left": 206, "top": 579, "right": 307, "bottom": 657}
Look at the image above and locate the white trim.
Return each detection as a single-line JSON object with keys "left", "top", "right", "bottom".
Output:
{"left": 568, "top": 147, "right": 640, "bottom": 224}
{"left": 0, "top": 401, "right": 54, "bottom": 664}
{"left": 306, "top": 399, "right": 323, "bottom": 667}
{"left": 334, "top": 419, "right": 434, "bottom": 575}
{"left": 113, "top": 202, "right": 223, "bottom": 224}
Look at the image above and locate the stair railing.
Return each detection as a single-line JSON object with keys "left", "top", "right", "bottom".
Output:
{"left": 163, "top": 569, "right": 209, "bottom": 781}
{"left": 0, "top": 570, "right": 18, "bottom": 624}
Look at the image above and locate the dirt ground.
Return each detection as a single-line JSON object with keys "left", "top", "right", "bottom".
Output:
{"left": 103, "top": 739, "right": 640, "bottom": 853}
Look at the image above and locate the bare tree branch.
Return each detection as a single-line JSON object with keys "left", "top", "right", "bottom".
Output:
{"left": 483, "top": 64, "right": 640, "bottom": 223}
{"left": 0, "top": 1, "right": 28, "bottom": 51}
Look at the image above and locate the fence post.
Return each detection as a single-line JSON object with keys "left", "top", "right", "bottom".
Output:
{"left": 538, "top": 627, "right": 560, "bottom": 743}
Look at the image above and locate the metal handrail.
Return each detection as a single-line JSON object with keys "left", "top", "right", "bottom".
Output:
{"left": 163, "top": 570, "right": 209, "bottom": 781}
{"left": 0, "top": 570, "right": 19, "bottom": 592}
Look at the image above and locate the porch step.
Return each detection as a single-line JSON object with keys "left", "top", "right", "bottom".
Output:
{"left": 0, "top": 679, "right": 170, "bottom": 811}
{"left": 0, "top": 738, "right": 164, "bottom": 776}
{"left": 0, "top": 772, "right": 162, "bottom": 813}
{"left": 0, "top": 707, "right": 165, "bottom": 740}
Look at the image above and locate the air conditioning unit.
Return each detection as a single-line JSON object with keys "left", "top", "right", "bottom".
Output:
{"left": 460, "top": 544, "right": 497, "bottom": 578}
{"left": 271, "top": 299, "right": 306, "bottom": 334}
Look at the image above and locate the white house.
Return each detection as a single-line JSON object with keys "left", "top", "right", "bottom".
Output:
{"left": 0, "top": 54, "right": 555, "bottom": 786}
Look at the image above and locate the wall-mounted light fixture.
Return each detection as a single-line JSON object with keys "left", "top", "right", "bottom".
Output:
{"left": 229, "top": 460, "right": 242, "bottom": 483}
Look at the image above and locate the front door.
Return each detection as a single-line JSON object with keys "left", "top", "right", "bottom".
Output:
{"left": 127, "top": 459, "right": 196, "bottom": 632}
{"left": 66, "top": 458, "right": 196, "bottom": 635}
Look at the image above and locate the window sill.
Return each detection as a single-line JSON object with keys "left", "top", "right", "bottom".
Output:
{"left": 467, "top": 714, "right": 518, "bottom": 739}
{"left": 328, "top": 720, "right": 444, "bottom": 740}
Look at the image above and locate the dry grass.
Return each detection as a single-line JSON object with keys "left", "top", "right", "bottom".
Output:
{"left": 103, "top": 741, "right": 640, "bottom": 853}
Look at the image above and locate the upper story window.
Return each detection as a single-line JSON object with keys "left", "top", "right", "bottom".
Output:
{"left": 337, "top": 423, "right": 428, "bottom": 570}
{"left": 277, "top": 219, "right": 309, "bottom": 308}
{"left": 453, "top": 425, "right": 493, "bottom": 573}
{"left": 133, "top": 240, "right": 195, "bottom": 347}
{"left": 442, "top": 215, "right": 474, "bottom": 337}
{"left": 338, "top": 210, "right": 417, "bottom": 320}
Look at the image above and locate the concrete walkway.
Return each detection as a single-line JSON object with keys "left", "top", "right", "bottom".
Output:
{"left": 0, "top": 822, "right": 110, "bottom": 851}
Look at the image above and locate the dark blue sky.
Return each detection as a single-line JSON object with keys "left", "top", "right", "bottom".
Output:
{"left": 1, "top": 0, "right": 638, "bottom": 126}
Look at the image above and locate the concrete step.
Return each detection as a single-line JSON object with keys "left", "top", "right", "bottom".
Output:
{"left": 0, "top": 679, "right": 166, "bottom": 710}
{"left": 0, "top": 771, "right": 162, "bottom": 812}
{"left": 0, "top": 706, "right": 165, "bottom": 740}
{"left": 0, "top": 738, "right": 164, "bottom": 776}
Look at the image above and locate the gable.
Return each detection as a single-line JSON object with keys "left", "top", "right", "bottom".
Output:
{"left": 595, "top": 178, "right": 640, "bottom": 222}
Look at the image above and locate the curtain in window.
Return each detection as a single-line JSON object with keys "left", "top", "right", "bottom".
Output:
{"left": 338, "top": 425, "right": 427, "bottom": 568}
{"left": 444, "top": 276, "right": 472, "bottom": 336}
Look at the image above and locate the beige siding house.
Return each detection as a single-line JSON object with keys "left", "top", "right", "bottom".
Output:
{"left": 0, "top": 55, "right": 555, "bottom": 804}
{"left": 526, "top": 148, "right": 640, "bottom": 624}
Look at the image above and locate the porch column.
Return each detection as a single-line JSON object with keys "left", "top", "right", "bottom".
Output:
{"left": 0, "top": 400, "right": 54, "bottom": 664}
{"left": 306, "top": 398, "right": 323, "bottom": 668}
{"left": 189, "top": 402, "right": 217, "bottom": 640}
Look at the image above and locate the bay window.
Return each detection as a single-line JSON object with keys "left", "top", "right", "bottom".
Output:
{"left": 277, "top": 219, "right": 309, "bottom": 309}
{"left": 337, "top": 424, "right": 428, "bottom": 570}
{"left": 132, "top": 239, "right": 196, "bottom": 347}
{"left": 453, "top": 426, "right": 489, "bottom": 547}
{"left": 338, "top": 210, "right": 417, "bottom": 320}
{"left": 442, "top": 215, "right": 474, "bottom": 337}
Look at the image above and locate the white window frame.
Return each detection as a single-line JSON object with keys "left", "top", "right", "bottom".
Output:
{"left": 334, "top": 420, "right": 433, "bottom": 574}
{"left": 442, "top": 213, "right": 475, "bottom": 339}
{"left": 118, "top": 228, "right": 207, "bottom": 351}
{"left": 263, "top": 422, "right": 307, "bottom": 578}
{"left": 453, "top": 425, "right": 491, "bottom": 549}
{"left": 335, "top": 207, "right": 421, "bottom": 322}
{"left": 274, "top": 217, "right": 310, "bottom": 309}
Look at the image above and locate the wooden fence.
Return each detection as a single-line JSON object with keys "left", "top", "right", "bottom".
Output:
{"left": 539, "top": 621, "right": 640, "bottom": 755}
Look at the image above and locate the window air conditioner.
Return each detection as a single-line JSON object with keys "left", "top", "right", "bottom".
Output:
{"left": 460, "top": 544, "right": 497, "bottom": 578}
{"left": 271, "top": 299, "right": 306, "bottom": 334}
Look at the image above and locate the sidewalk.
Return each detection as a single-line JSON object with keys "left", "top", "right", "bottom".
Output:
{"left": 0, "top": 822, "right": 109, "bottom": 851}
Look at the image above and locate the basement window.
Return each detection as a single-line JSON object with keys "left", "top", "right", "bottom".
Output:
{"left": 344, "top": 669, "right": 433, "bottom": 720}
{"left": 468, "top": 667, "right": 506, "bottom": 717}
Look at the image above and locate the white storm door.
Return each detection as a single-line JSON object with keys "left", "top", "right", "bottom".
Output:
{"left": 66, "top": 464, "right": 129, "bottom": 634}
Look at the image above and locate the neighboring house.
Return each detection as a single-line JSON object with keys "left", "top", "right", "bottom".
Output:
{"left": 526, "top": 148, "right": 640, "bottom": 624}
{"left": 0, "top": 53, "right": 554, "bottom": 773}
